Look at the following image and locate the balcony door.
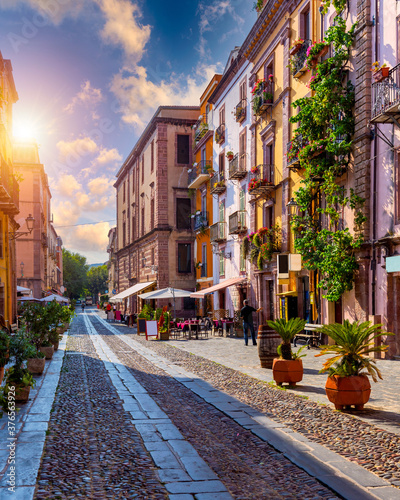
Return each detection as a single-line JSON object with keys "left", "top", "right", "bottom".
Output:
{"left": 263, "top": 142, "right": 274, "bottom": 182}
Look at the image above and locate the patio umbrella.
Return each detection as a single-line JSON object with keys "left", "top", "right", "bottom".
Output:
{"left": 138, "top": 287, "right": 193, "bottom": 320}
{"left": 17, "top": 285, "right": 32, "bottom": 296}
{"left": 17, "top": 296, "right": 41, "bottom": 302}
{"left": 40, "top": 294, "right": 69, "bottom": 304}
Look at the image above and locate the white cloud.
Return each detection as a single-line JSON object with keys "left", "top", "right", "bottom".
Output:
{"left": 64, "top": 80, "right": 104, "bottom": 114}
{"left": 59, "top": 222, "right": 112, "bottom": 254}
{"left": 56, "top": 136, "right": 98, "bottom": 164}
{"left": 54, "top": 174, "right": 82, "bottom": 197}
{"left": 92, "top": 147, "right": 122, "bottom": 166}
{"left": 0, "top": 0, "right": 86, "bottom": 24}
{"left": 88, "top": 176, "right": 114, "bottom": 196}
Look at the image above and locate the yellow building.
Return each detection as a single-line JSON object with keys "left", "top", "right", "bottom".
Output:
{"left": 189, "top": 75, "right": 221, "bottom": 317}
{"left": 0, "top": 51, "right": 19, "bottom": 325}
{"left": 241, "top": 0, "right": 321, "bottom": 323}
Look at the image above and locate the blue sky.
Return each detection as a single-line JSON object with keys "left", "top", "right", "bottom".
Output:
{"left": 0, "top": 0, "right": 256, "bottom": 263}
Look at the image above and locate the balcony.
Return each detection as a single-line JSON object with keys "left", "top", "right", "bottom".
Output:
{"left": 193, "top": 211, "right": 208, "bottom": 231}
{"left": 210, "top": 172, "right": 226, "bottom": 195}
{"left": 286, "top": 134, "right": 306, "bottom": 170}
{"left": 188, "top": 160, "right": 213, "bottom": 189}
{"left": 210, "top": 222, "right": 226, "bottom": 243}
{"left": 235, "top": 99, "right": 247, "bottom": 122}
{"left": 229, "top": 211, "right": 247, "bottom": 234}
{"left": 290, "top": 40, "right": 312, "bottom": 78}
{"left": 215, "top": 123, "right": 225, "bottom": 144}
{"left": 229, "top": 153, "right": 247, "bottom": 180}
{"left": 41, "top": 232, "right": 48, "bottom": 247}
{"left": 248, "top": 164, "right": 279, "bottom": 196}
{"left": 252, "top": 81, "right": 273, "bottom": 116}
{"left": 0, "top": 167, "right": 19, "bottom": 216}
{"left": 371, "top": 63, "right": 400, "bottom": 124}
{"left": 193, "top": 115, "right": 209, "bottom": 143}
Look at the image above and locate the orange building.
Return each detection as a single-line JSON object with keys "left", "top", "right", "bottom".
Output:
{"left": 189, "top": 75, "right": 222, "bottom": 316}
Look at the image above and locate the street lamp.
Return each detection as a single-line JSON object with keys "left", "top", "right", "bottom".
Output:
{"left": 286, "top": 198, "right": 298, "bottom": 218}
{"left": 9, "top": 214, "right": 35, "bottom": 240}
{"left": 20, "top": 261, "right": 24, "bottom": 277}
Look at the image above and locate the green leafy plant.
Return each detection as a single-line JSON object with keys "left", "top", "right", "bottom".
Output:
{"left": 138, "top": 303, "right": 153, "bottom": 320}
{"left": 315, "top": 320, "right": 393, "bottom": 381}
{"left": 0, "top": 327, "right": 10, "bottom": 367}
{"left": 267, "top": 318, "right": 307, "bottom": 360}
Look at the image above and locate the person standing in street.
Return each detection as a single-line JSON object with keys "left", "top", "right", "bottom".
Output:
{"left": 240, "top": 299, "right": 262, "bottom": 346}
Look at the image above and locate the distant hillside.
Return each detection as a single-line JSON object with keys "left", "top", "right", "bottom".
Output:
{"left": 88, "top": 262, "right": 106, "bottom": 269}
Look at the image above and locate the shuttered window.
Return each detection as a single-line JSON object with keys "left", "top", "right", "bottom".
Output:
{"left": 176, "top": 198, "right": 191, "bottom": 229}
{"left": 177, "top": 135, "right": 190, "bottom": 164}
{"left": 178, "top": 243, "right": 191, "bottom": 273}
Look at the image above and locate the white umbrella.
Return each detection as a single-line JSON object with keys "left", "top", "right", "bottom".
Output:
{"left": 138, "top": 287, "right": 193, "bottom": 320}
{"left": 40, "top": 294, "right": 69, "bottom": 304}
{"left": 18, "top": 296, "right": 41, "bottom": 302}
{"left": 17, "top": 285, "right": 32, "bottom": 296}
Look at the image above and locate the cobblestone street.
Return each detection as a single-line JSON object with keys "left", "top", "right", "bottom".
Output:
{"left": 1, "top": 308, "right": 400, "bottom": 499}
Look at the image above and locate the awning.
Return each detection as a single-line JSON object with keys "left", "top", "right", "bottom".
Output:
{"left": 190, "top": 277, "right": 246, "bottom": 299}
{"left": 17, "top": 285, "right": 32, "bottom": 296}
{"left": 109, "top": 281, "right": 155, "bottom": 302}
{"left": 276, "top": 291, "right": 298, "bottom": 297}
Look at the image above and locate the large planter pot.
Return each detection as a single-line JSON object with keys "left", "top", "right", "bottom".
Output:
{"left": 373, "top": 67, "right": 390, "bottom": 83}
{"left": 325, "top": 374, "right": 371, "bottom": 410}
{"left": 272, "top": 358, "right": 304, "bottom": 386}
{"left": 52, "top": 341, "right": 59, "bottom": 351}
{"left": 257, "top": 326, "right": 281, "bottom": 369}
{"left": 15, "top": 385, "right": 31, "bottom": 403}
{"left": 27, "top": 358, "right": 46, "bottom": 375}
{"left": 159, "top": 331, "right": 169, "bottom": 341}
{"left": 40, "top": 346, "right": 54, "bottom": 360}
{"left": 0, "top": 366, "right": 4, "bottom": 385}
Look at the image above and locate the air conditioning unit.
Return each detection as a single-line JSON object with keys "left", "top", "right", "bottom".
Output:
{"left": 277, "top": 254, "right": 302, "bottom": 279}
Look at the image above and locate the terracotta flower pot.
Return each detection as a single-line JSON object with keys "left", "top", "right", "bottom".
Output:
{"left": 325, "top": 374, "right": 371, "bottom": 410}
{"left": 15, "top": 385, "right": 31, "bottom": 403}
{"left": 227, "top": 155, "right": 234, "bottom": 161}
{"left": 290, "top": 43, "right": 302, "bottom": 56}
{"left": 53, "top": 341, "right": 59, "bottom": 351}
{"left": 40, "top": 346, "right": 54, "bottom": 360}
{"left": 159, "top": 331, "right": 169, "bottom": 341}
{"left": 0, "top": 366, "right": 4, "bottom": 385}
{"left": 27, "top": 358, "right": 46, "bottom": 375}
{"left": 272, "top": 358, "right": 304, "bottom": 386}
{"left": 317, "top": 45, "right": 329, "bottom": 59}
{"left": 373, "top": 67, "right": 390, "bottom": 82}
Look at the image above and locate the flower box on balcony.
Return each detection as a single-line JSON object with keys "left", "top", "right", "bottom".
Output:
{"left": 373, "top": 67, "right": 390, "bottom": 83}
{"left": 290, "top": 43, "right": 303, "bottom": 56}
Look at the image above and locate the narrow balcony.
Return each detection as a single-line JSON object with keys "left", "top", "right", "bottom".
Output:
{"left": 193, "top": 115, "right": 209, "bottom": 143}
{"left": 371, "top": 63, "right": 400, "bottom": 124}
{"left": 252, "top": 81, "right": 273, "bottom": 116}
{"left": 210, "top": 221, "right": 226, "bottom": 243}
{"left": 210, "top": 171, "right": 226, "bottom": 195}
{"left": 229, "top": 211, "right": 247, "bottom": 234}
{"left": 290, "top": 40, "right": 312, "bottom": 77}
{"left": 188, "top": 160, "right": 213, "bottom": 189}
{"left": 0, "top": 158, "right": 12, "bottom": 202}
{"left": 248, "top": 164, "right": 279, "bottom": 196}
{"left": 193, "top": 211, "right": 208, "bottom": 231}
{"left": 235, "top": 99, "right": 247, "bottom": 122}
{"left": 286, "top": 134, "right": 305, "bottom": 170}
{"left": 215, "top": 123, "right": 225, "bottom": 144}
{"left": 229, "top": 153, "right": 247, "bottom": 180}
{"left": 41, "top": 232, "right": 48, "bottom": 247}
{"left": 0, "top": 171, "right": 19, "bottom": 215}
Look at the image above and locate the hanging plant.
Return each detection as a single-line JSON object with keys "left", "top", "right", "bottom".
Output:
{"left": 289, "top": 14, "right": 365, "bottom": 302}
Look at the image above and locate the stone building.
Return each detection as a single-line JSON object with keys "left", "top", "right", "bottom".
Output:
{"left": 114, "top": 106, "right": 200, "bottom": 317}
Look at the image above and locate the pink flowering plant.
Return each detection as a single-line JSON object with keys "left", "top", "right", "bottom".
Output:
{"left": 241, "top": 226, "right": 281, "bottom": 269}
{"left": 291, "top": 38, "right": 304, "bottom": 48}
{"left": 251, "top": 78, "right": 266, "bottom": 95}
{"left": 250, "top": 166, "right": 259, "bottom": 174}
{"left": 306, "top": 41, "right": 329, "bottom": 70}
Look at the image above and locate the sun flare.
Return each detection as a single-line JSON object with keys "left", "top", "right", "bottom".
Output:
{"left": 13, "top": 118, "right": 38, "bottom": 140}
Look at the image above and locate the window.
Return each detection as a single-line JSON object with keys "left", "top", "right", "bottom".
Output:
{"left": 183, "top": 297, "right": 196, "bottom": 310}
{"left": 219, "top": 250, "right": 225, "bottom": 276}
{"left": 123, "top": 181, "right": 126, "bottom": 203}
{"left": 151, "top": 247, "right": 155, "bottom": 265}
{"left": 219, "top": 201, "right": 225, "bottom": 223}
{"left": 219, "top": 154, "right": 225, "bottom": 179}
{"left": 141, "top": 156, "right": 144, "bottom": 184}
{"left": 122, "top": 211, "right": 126, "bottom": 247}
{"left": 178, "top": 243, "right": 191, "bottom": 273}
{"left": 219, "top": 106, "right": 225, "bottom": 126}
{"left": 141, "top": 252, "right": 145, "bottom": 268}
{"left": 176, "top": 198, "right": 191, "bottom": 229}
{"left": 141, "top": 206, "right": 145, "bottom": 236}
{"left": 132, "top": 216, "right": 135, "bottom": 241}
{"left": 151, "top": 140, "right": 154, "bottom": 173}
{"left": 240, "top": 78, "right": 246, "bottom": 102}
{"left": 239, "top": 130, "right": 246, "bottom": 170}
{"left": 301, "top": 6, "right": 310, "bottom": 40}
{"left": 264, "top": 61, "right": 274, "bottom": 97}
{"left": 201, "top": 243, "right": 207, "bottom": 278}
{"left": 177, "top": 135, "right": 190, "bottom": 164}
{"left": 240, "top": 250, "right": 246, "bottom": 272}
{"left": 263, "top": 204, "right": 273, "bottom": 228}
{"left": 150, "top": 198, "right": 155, "bottom": 229}
{"left": 205, "top": 104, "right": 210, "bottom": 125}
{"left": 132, "top": 168, "right": 135, "bottom": 193}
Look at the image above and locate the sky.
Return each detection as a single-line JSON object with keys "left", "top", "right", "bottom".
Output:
{"left": 0, "top": 0, "right": 257, "bottom": 264}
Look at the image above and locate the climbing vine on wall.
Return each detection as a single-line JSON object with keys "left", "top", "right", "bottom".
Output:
{"left": 242, "top": 225, "right": 281, "bottom": 271}
{"left": 289, "top": 14, "right": 367, "bottom": 302}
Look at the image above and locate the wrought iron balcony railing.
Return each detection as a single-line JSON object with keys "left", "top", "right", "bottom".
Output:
{"left": 248, "top": 164, "right": 280, "bottom": 196}
{"left": 210, "top": 171, "right": 226, "bottom": 195}
{"left": 235, "top": 99, "right": 247, "bottom": 122}
{"left": 229, "top": 153, "right": 247, "bottom": 180}
{"left": 252, "top": 81, "right": 273, "bottom": 116}
{"left": 291, "top": 40, "right": 312, "bottom": 77}
{"left": 229, "top": 210, "right": 247, "bottom": 234}
{"left": 0, "top": 158, "right": 12, "bottom": 202}
{"left": 371, "top": 63, "right": 400, "bottom": 123}
{"left": 193, "top": 115, "right": 209, "bottom": 143}
{"left": 215, "top": 123, "right": 225, "bottom": 144}
{"left": 188, "top": 160, "right": 213, "bottom": 188}
{"left": 286, "top": 134, "right": 305, "bottom": 170}
{"left": 210, "top": 221, "right": 226, "bottom": 242}
{"left": 193, "top": 211, "right": 209, "bottom": 231}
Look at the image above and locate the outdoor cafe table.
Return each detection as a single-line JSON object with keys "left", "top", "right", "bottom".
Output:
{"left": 177, "top": 320, "right": 199, "bottom": 339}
{"left": 213, "top": 319, "right": 234, "bottom": 335}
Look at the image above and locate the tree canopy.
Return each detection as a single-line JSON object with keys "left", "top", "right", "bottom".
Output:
{"left": 87, "top": 265, "right": 108, "bottom": 298}
{"left": 62, "top": 249, "right": 89, "bottom": 299}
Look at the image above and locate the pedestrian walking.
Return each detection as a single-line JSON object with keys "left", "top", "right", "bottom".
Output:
{"left": 81, "top": 302, "right": 85, "bottom": 312}
{"left": 240, "top": 299, "right": 262, "bottom": 346}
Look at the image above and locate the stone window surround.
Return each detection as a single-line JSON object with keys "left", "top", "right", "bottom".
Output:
{"left": 176, "top": 240, "right": 193, "bottom": 275}
{"left": 175, "top": 132, "right": 192, "bottom": 166}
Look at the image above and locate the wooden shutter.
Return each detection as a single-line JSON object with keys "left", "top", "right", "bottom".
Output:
{"left": 177, "top": 135, "right": 190, "bottom": 164}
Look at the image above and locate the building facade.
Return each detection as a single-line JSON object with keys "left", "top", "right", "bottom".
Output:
{"left": 0, "top": 51, "right": 19, "bottom": 326}
{"left": 114, "top": 106, "right": 200, "bottom": 317}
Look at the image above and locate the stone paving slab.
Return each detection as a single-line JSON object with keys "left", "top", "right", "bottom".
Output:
{"left": 93, "top": 313, "right": 400, "bottom": 500}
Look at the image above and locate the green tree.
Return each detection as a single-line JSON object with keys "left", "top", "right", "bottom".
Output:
{"left": 87, "top": 265, "right": 108, "bottom": 298}
{"left": 62, "top": 249, "right": 88, "bottom": 299}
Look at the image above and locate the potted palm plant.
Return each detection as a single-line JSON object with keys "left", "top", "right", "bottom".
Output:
{"left": 267, "top": 317, "right": 307, "bottom": 386}
{"left": 316, "top": 320, "right": 392, "bottom": 410}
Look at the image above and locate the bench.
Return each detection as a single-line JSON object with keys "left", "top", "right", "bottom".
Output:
{"left": 293, "top": 323, "right": 323, "bottom": 349}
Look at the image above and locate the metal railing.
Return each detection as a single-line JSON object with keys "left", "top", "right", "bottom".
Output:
{"left": 229, "top": 153, "right": 247, "bottom": 179}
{"left": 188, "top": 160, "right": 213, "bottom": 185}
{"left": 286, "top": 135, "right": 305, "bottom": 168}
{"left": 194, "top": 115, "right": 209, "bottom": 143}
{"left": 215, "top": 123, "right": 225, "bottom": 144}
{"left": 210, "top": 171, "right": 226, "bottom": 194}
{"left": 252, "top": 81, "right": 273, "bottom": 115}
{"left": 371, "top": 63, "right": 400, "bottom": 120}
{"left": 229, "top": 211, "right": 247, "bottom": 234}
{"left": 194, "top": 211, "right": 208, "bottom": 231}
{"left": 0, "top": 158, "right": 12, "bottom": 200}
{"left": 235, "top": 99, "right": 247, "bottom": 122}
{"left": 210, "top": 221, "right": 226, "bottom": 242}
{"left": 291, "top": 40, "right": 312, "bottom": 76}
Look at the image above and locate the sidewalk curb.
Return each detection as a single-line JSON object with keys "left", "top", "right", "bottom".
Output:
{"left": 94, "top": 314, "right": 400, "bottom": 500}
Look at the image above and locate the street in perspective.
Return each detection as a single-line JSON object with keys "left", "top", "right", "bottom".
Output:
{"left": 1, "top": 0, "right": 400, "bottom": 499}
